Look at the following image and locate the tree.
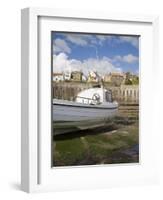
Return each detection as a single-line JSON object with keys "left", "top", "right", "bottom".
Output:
{"left": 125, "top": 78, "right": 133, "bottom": 85}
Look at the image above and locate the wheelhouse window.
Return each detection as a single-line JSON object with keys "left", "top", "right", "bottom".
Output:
{"left": 105, "top": 91, "right": 112, "bottom": 102}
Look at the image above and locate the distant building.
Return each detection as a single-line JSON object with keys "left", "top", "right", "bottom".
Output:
{"left": 104, "top": 73, "right": 111, "bottom": 83}
{"left": 87, "top": 71, "right": 100, "bottom": 83}
{"left": 53, "top": 73, "right": 64, "bottom": 82}
{"left": 104, "top": 72, "right": 125, "bottom": 86}
{"left": 71, "top": 71, "right": 83, "bottom": 82}
{"left": 110, "top": 72, "right": 125, "bottom": 86}
{"left": 64, "top": 71, "right": 71, "bottom": 81}
{"left": 111, "top": 72, "right": 126, "bottom": 86}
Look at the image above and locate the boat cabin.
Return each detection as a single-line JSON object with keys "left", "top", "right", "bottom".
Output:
{"left": 75, "top": 88, "right": 113, "bottom": 105}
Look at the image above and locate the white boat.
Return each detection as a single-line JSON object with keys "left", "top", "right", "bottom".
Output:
{"left": 53, "top": 87, "right": 118, "bottom": 135}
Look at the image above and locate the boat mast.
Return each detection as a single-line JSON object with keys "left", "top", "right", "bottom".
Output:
{"left": 93, "top": 45, "right": 105, "bottom": 102}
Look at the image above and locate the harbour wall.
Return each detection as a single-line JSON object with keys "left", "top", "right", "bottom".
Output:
{"left": 52, "top": 82, "right": 139, "bottom": 103}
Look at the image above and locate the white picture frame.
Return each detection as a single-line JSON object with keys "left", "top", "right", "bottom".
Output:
{"left": 21, "top": 7, "right": 159, "bottom": 193}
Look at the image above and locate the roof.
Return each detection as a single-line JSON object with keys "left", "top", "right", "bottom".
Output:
{"left": 111, "top": 72, "right": 125, "bottom": 77}
{"left": 53, "top": 73, "right": 63, "bottom": 76}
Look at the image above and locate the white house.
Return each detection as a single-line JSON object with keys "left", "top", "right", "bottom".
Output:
{"left": 53, "top": 73, "right": 64, "bottom": 82}
{"left": 64, "top": 71, "right": 71, "bottom": 81}
{"left": 88, "top": 71, "right": 100, "bottom": 82}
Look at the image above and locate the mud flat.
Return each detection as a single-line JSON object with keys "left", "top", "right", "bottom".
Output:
{"left": 52, "top": 104, "right": 139, "bottom": 167}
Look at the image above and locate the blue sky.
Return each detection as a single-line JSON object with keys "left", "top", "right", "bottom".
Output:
{"left": 52, "top": 32, "right": 139, "bottom": 76}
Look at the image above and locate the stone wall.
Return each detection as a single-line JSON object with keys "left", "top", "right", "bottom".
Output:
{"left": 52, "top": 82, "right": 139, "bottom": 103}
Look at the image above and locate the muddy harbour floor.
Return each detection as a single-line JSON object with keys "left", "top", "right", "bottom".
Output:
{"left": 52, "top": 104, "right": 139, "bottom": 167}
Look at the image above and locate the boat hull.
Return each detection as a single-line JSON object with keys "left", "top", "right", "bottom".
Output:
{"left": 53, "top": 99, "right": 118, "bottom": 135}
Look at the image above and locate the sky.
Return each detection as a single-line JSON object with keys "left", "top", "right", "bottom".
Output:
{"left": 52, "top": 32, "right": 139, "bottom": 76}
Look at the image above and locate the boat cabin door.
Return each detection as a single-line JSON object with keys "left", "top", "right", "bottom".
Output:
{"left": 105, "top": 90, "right": 112, "bottom": 102}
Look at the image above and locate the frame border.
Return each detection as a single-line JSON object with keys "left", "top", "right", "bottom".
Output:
{"left": 21, "top": 7, "right": 159, "bottom": 193}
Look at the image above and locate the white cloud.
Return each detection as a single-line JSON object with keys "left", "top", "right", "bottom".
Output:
{"left": 123, "top": 54, "right": 138, "bottom": 63}
{"left": 53, "top": 53, "right": 71, "bottom": 72}
{"left": 96, "top": 35, "right": 106, "bottom": 41}
{"left": 65, "top": 34, "right": 91, "bottom": 46}
{"left": 119, "top": 36, "right": 139, "bottom": 48}
{"left": 95, "top": 35, "right": 113, "bottom": 46}
{"left": 64, "top": 33, "right": 110, "bottom": 47}
{"left": 114, "top": 54, "right": 138, "bottom": 63}
{"left": 53, "top": 38, "right": 71, "bottom": 54}
{"left": 53, "top": 53, "right": 121, "bottom": 76}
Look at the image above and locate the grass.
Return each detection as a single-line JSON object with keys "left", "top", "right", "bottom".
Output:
{"left": 53, "top": 137, "right": 87, "bottom": 166}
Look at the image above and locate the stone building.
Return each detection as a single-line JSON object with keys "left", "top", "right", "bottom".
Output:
{"left": 110, "top": 72, "right": 125, "bottom": 86}
{"left": 71, "top": 71, "right": 83, "bottom": 82}
{"left": 104, "top": 72, "right": 125, "bottom": 86}
{"left": 104, "top": 73, "right": 111, "bottom": 83}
